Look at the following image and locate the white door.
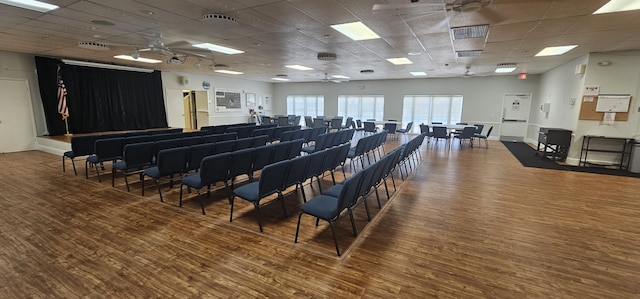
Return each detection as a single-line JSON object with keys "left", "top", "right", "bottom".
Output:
{"left": 194, "top": 90, "right": 209, "bottom": 129}
{"left": 500, "top": 93, "right": 532, "bottom": 142}
{"left": 0, "top": 79, "right": 36, "bottom": 153}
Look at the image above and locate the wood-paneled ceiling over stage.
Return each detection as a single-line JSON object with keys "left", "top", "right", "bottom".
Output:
{"left": 0, "top": 0, "right": 638, "bottom": 82}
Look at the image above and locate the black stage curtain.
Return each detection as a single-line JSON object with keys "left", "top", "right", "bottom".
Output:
{"left": 35, "top": 56, "right": 168, "bottom": 135}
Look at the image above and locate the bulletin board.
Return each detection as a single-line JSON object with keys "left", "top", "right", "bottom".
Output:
{"left": 214, "top": 89, "right": 242, "bottom": 112}
{"left": 579, "top": 95, "right": 632, "bottom": 121}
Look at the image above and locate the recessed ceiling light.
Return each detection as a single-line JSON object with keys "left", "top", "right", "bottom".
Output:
{"left": 0, "top": 0, "right": 58, "bottom": 12}
{"left": 408, "top": 52, "right": 422, "bottom": 56}
{"left": 410, "top": 71, "right": 427, "bottom": 76}
{"left": 114, "top": 55, "right": 162, "bottom": 64}
{"left": 535, "top": 45, "right": 577, "bottom": 56}
{"left": 387, "top": 57, "right": 413, "bottom": 65}
{"left": 331, "top": 75, "right": 350, "bottom": 79}
{"left": 285, "top": 65, "right": 314, "bottom": 71}
{"left": 192, "top": 43, "right": 244, "bottom": 55}
{"left": 594, "top": 0, "right": 640, "bottom": 14}
{"left": 495, "top": 63, "right": 517, "bottom": 73}
{"left": 330, "top": 21, "right": 380, "bottom": 41}
{"left": 271, "top": 77, "right": 290, "bottom": 81}
{"left": 215, "top": 69, "right": 243, "bottom": 75}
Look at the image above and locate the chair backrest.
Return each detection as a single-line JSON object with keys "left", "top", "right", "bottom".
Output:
{"left": 432, "top": 126, "right": 448, "bottom": 138}
{"left": 71, "top": 135, "right": 101, "bottom": 156}
{"left": 474, "top": 124, "right": 485, "bottom": 135}
{"left": 334, "top": 143, "right": 351, "bottom": 168}
{"left": 363, "top": 122, "right": 376, "bottom": 133}
{"left": 235, "top": 137, "right": 254, "bottom": 150}
{"left": 124, "top": 135, "right": 153, "bottom": 145}
{"left": 419, "top": 124, "right": 430, "bottom": 134}
{"left": 252, "top": 135, "right": 269, "bottom": 147}
{"left": 330, "top": 118, "right": 342, "bottom": 130}
{"left": 383, "top": 123, "right": 397, "bottom": 133}
{"left": 253, "top": 144, "right": 275, "bottom": 171}
{"left": 187, "top": 143, "right": 214, "bottom": 172}
{"left": 356, "top": 119, "right": 362, "bottom": 128}
{"left": 485, "top": 126, "right": 493, "bottom": 137}
{"left": 338, "top": 170, "right": 364, "bottom": 212}
{"left": 456, "top": 122, "right": 468, "bottom": 125}
{"left": 261, "top": 116, "right": 272, "bottom": 124}
{"left": 306, "top": 149, "right": 328, "bottom": 178}
{"left": 280, "top": 130, "right": 295, "bottom": 142}
{"left": 304, "top": 116, "right": 313, "bottom": 127}
{"left": 156, "top": 146, "right": 189, "bottom": 176}
{"left": 271, "top": 141, "right": 291, "bottom": 163}
{"left": 259, "top": 160, "right": 290, "bottom": 197}
{"left": 431, "top": 122, "right": 443, "bottom": 124}
{"left": 405, "top": 122, "right": 413, "bottom": 132}
{"left": 278, "top": 116, "right": 289, "bottom": 126}
{"left": 229, "top": 148, "right": 256, "bottom": 179}
{"left": 180, "top": 136, "right": 202, "bottom": 147}
{"left": 459, "top": 126, "right": 476, "bottom": 139}
{"left": 294, "top": 115, "right": 301, "bottom": 126}
{"left": 288, "top": 138, "right": 305, "bottom": 159}
{"left": 313, "top": 118, "right": 326, "bottom": 128}
{"left": 215, "top": 140, "right": 236, "bottom": 154}
{"left": 94, "top": 137, "right": 125, "bottom": 161}
{"left": 283, "top": 154, "right": 312, "bottom": 189}
{"left": 200, "top": 152, "right": 231, "bottom": 185}
{"left": 122, "top": 141, "right": 155, "bottom": 168}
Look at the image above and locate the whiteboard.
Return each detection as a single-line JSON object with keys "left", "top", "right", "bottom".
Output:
{"left": 595, "top": 95, "right": 631, "bottom": 112}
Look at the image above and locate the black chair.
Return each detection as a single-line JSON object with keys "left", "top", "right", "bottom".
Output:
{"left": 142, "top": 146, "right": 189, "bottom": 202}
{"left": 111, "top": 141, "right": 155, "bottom": 191}
{"left": 185, "top": 143, "right": 214, "bottom": 173}
{"left": 341, "top": 117, "right": 354, "bottom": 130}
{"left": 229, "top": 148, "right": 256, "bottom": 187}
{"left": 306, "top": 149, "right": 329, "bottom": 193}
{"left": 230, "top": 160, "right": 291, "bottom": 232}
{"left": 295, "top": 170, "right": 364, "bottom": 256}
{"left": 180, "top": 152, "right": 232, "bottom": 214}
{"left": 63, "top": 135, "right": 100, "bottom": 175}
{"left": 363, "top": 121, "right": 377, "bottom": 134}
{"left": 383, "top": 123, "right": 397, "bottom": 140}
{"left": 396, "top": 122, "right": 413, "bottom": 139}
{"left": 235, "top": 137, "right": 254, "bottom": 151}
{"left": 329, "top": 118, "right": 343, "bottom": 132}
{"left": 277, "top": 116, "right": 289, "bottom": 126}
{"left": 312, "top": 118, "right": 326, "bottom": 129}
{"left": 288, "top": 138, "right": 305, "bottom": 159}
{"left": 86, "top": 137, "right": 125, "bottom": 182}
{"left": 432, "top": 126, "right": 450, "bottom": 146}
{"left": 214, "top": 140, "right": 236, "bottom": 154}
{"left": 474, "top": 126, "right": 493, "bottom": 149}
{"left": 252, "top": 135, "right": 269, "bottom": 147}
{"left": 474, "top": 124, "right": 485, "bottom": 135}
{"left": 253, "top": 144, "right": 275, "bottom": 172}
{"left": 282, "top": 154, "right": 312, "bottom": 202}
{"left": 454, "top": 126, "right": 476, "bottom": 147}
{"left": 355, "top": 119, "right": 364, "bottom": 132}
{"left": 419, "top": 124, "right": 433, "bottom": 142}
{"left": 304, "top": 116, "right": 313, "bottom": 128}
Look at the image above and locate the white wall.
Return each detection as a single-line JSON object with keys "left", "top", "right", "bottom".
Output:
{"left": 273, "top": 75, "right": 540, "bottom": 136}
{"left": 0, "top": 51, "right": 47, "bottom": 135}
{"left": 162, "top": 71, "right": 273, "bottom": 128}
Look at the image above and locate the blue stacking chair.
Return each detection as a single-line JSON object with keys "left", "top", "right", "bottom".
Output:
{"left": 63, "top": 135, "right": 100, "bottom": 175}
{"left": 111, "top": 141, "right": 155, "bottom": 191}
{"left": 230, "top": 160, "right": 291, "bottom": 232}
{"left": 86, "top": 137, "right": 124, "bottom": 182}
{"left": 180, "top": 153, "right": 231, "bottom": 214}
{"left": 294, "top": 170, "right": 364, "bottom": 256}
{"left": 142, "top": 146, "right": 189, "bottom": 202}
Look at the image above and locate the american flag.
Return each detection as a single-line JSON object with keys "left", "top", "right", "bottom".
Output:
{"left": 57, "top": 66, "right": 69, "bottom": 120}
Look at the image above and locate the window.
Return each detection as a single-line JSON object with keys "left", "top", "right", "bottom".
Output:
{"left": 402, "top": 95, "right": 463, "bottom": 132}
{"left": 286, "top": 95, "right": 324, "bottom": 125}
{"left": 337, "top": 95, "right": 384, "bottom": 121}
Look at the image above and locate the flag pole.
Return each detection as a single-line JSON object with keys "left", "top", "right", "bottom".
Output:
{"left": 64, "top": 118, "right": 72, "bottom": 136}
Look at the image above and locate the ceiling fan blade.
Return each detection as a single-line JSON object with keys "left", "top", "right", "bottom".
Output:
{"left": 373, "top": 3, "right": 443, "bottom": 11}
{"left": 164, "top": 40, "right": 191, "bottom": 48}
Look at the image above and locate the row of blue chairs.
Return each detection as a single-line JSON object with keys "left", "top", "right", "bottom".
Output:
{"left": 62, "top": 128, "right": 184, "bottom": 175}
{"left": 346, "top": 130, "right": 388, "bottom": 170}
{"left": 301, "top": 129, "right": 355, "bottom": 154}
{"left": 229, "top": 143, "right": 352, "bottom": 232}
{"left": 295, "top": 145, "right": 404, "bottom": 256}
{"left": 200, "top": 122, "right": 257, "bottom": 136}
{"left": 110, "top": 134, "right": 270, "bottom": 191}
{"left": 85, "top": 132, "right": 237, "bottom": 181}
{"left": 396, "top": 133, "right": 427, "bottom": 180}
{"left": 251, "top": 125, "right": 302, "bottom": 143}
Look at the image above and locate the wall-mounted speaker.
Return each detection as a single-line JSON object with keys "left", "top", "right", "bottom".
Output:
{"left": 575, "top": 64, "right": 586, "bottom": 75}
{"left": 179, "top": 76, "right": 190, "bottom": 85}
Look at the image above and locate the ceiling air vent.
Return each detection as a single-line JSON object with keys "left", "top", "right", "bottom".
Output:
{"left": 201, "top": 13, "right": 239, "bottom": 29}
{"left": 360, "top": 69, "right": 374, "bottom": 74}
{"left": 317, "top": 52, "right": 337, "bottom": 61}
{"left": 451, "top": 24, "right": 489, "bottom": 39}
{"left": 456, "top": 50, "right": 483, "bottom": 57}
{"left": 78, "top": 41, "right": 110, "bottom": 51}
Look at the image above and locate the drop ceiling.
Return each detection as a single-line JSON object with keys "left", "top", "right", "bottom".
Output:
{"left": 0, "top": 0, "right": 638, "bottom": 82}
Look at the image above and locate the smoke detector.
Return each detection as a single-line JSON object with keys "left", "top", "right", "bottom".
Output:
{"left": 317, "top": 52, "right": 337, "bottom": 61}
{"left": 78, "top": 41, "right": 109, "bottom": 51}
{"left": 201, "top": 13, "right": 239, "bottom": 29}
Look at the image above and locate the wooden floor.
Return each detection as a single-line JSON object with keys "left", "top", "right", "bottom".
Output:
{"left": 1, "top": 136, "right": 639, "bottom": 298}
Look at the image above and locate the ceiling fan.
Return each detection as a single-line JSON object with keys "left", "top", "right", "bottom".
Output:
{"left": 462, "top": 66, "right": 476, "bottom": 78}
{"left": 322, "top": 73, "right": 350, "bottom": 83}
{"left": 373, "top": 0, "right": 504, "bottom": 23}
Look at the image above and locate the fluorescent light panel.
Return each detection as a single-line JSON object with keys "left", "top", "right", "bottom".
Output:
{"left": 215, "top": 69, "right": 243, "bottom": 75}
{"left": 114, "top": 55, "right": 162, "bottom": 64}
{"left": 62, "top": 59, "right": 154, "bottom": 73}
{"left": 594, "top": 0, "right": 640, "bottom": 14}
{"left": 410, "top": 72, "right": 427, "bottom": 76}
{"left": 285, "top": 65, "right": 314, "bottom": 71}
{"left": 495, "top": 67, "right": 516, "bottom": 73}
{"left": 535, "top": 45, "right": 577, "bottom": 56}
{"left": 387, "top": 57, "right": 413, "bottom": 65}
{"left": 0, "top": 0, "right": 58, "bottom": 12}
{"left": 451, "top": 24, "right": 489, "bottom": 39}
{"left": 192, "top": 43, "right": 244, "bottom": 55}
{"left": 330, "top": 21, "right": 380, "bottom": 41}
{"left": 331, "top": 75, "right": 350, "bottom": 79}
{"left": 271, "top": 77, "right": 290, "bottom": 81}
